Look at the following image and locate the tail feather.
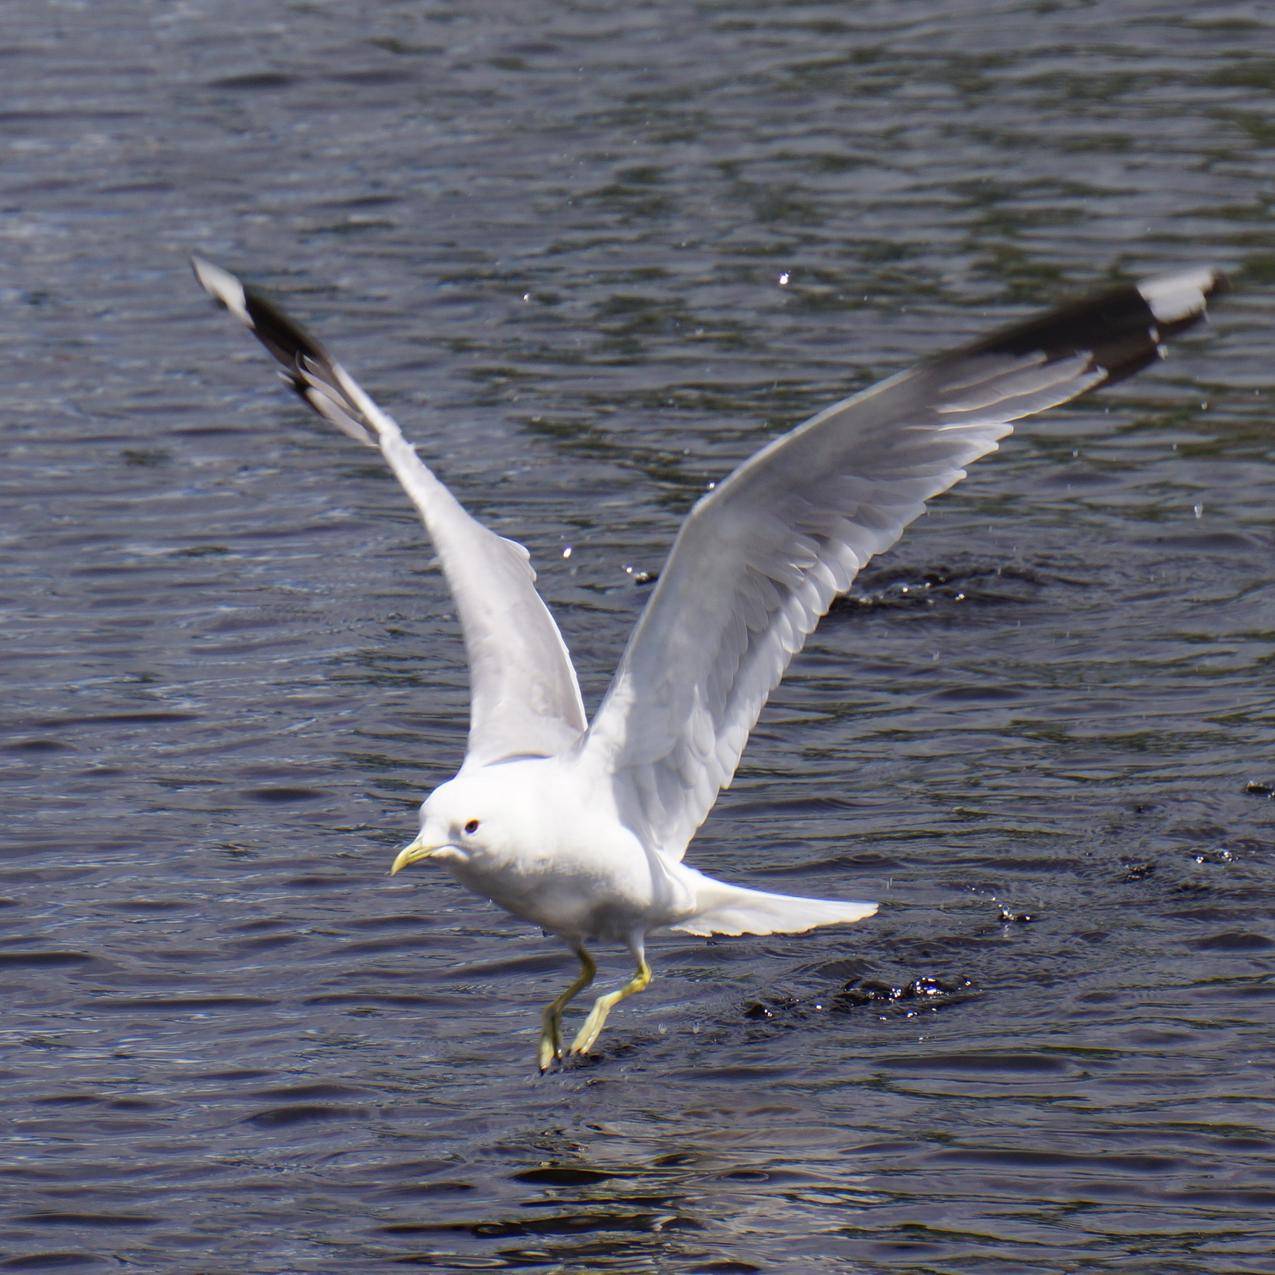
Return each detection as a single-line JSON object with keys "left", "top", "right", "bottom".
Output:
{"left": 670, "top": 870, "right": 877, "bottom": 938}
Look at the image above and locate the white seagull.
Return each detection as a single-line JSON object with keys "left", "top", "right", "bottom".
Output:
{"left": 193, "top": 256, "right": 1223, "bottom": 1068}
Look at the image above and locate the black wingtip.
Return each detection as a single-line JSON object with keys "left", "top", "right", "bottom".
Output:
{"left": 954, "top": 266, "right": 1225, "bottom": 388}
{"left": 239, "top": 285, "right": 333, "bottom": 391}
{"left": 192, "top": 254, "right": 331, "bottom": 391}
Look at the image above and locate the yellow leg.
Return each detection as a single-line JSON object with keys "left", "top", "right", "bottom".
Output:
{"left": 569, "top": 956, "right": 652, "bottom": 1057}
{"left": 538, "top": 948, "right": 596, "bottom": 1071}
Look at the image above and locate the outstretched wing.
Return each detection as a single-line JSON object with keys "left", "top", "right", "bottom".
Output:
{"left": 577, "top": 269, "right": 1225, "bottom": 859}
{"left": 192, "top": 256, "right": 587, "bottom": 766}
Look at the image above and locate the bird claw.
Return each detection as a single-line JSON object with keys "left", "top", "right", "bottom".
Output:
{"left": 537, "top": 1026, "right": 564, "bottom": 1073}
{"left": 568, "top": 1023, "right": 601, "bottom": 1057}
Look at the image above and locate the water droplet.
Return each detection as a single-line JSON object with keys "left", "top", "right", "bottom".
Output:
{"left": 997, "top": 904, "right": 1036, "bottom": 923}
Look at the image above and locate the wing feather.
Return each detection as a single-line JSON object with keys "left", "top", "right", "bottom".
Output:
{"left": 577, "top": 269, "right": 1226, "bottom": 859}
{"left": 193, "top": 256, "right": 588, "bottom": 765}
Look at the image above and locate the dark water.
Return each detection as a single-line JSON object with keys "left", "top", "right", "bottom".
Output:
{"left": 3, "top": 1, "right": 1273, "bottom": 1270}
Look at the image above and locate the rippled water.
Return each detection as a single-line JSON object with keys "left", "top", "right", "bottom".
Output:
{"left": 3, "top": 1, "right": 1273, "bottom": 1270}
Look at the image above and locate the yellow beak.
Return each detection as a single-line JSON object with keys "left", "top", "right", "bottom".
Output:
{"left": 389, "top": 832, "right": 444, "bottom": 877}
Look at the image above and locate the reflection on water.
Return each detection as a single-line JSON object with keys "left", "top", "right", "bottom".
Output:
{"left": 2, "top": 0, "right": 1274, "bottom": 1269}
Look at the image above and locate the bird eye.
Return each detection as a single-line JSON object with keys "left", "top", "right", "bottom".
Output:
{"left": 463, "top": 819, "right": 480, "bottom": 836}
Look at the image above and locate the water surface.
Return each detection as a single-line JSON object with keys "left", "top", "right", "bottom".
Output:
{"left": 2, "top": 1, "right": 1273, "bottom": 1270}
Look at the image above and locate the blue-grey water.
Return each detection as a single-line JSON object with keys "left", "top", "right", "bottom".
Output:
{"left": 2, "top": 2, "right": 1273, "bottom": 1270}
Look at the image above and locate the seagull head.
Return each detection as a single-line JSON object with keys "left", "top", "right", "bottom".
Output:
{"left": 389, "top": 774, "right": 506, "bottom": 877}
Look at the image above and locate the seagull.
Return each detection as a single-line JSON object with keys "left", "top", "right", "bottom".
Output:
{"left": 193, "top": 256, "right": 1224, "bottom": 1068}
